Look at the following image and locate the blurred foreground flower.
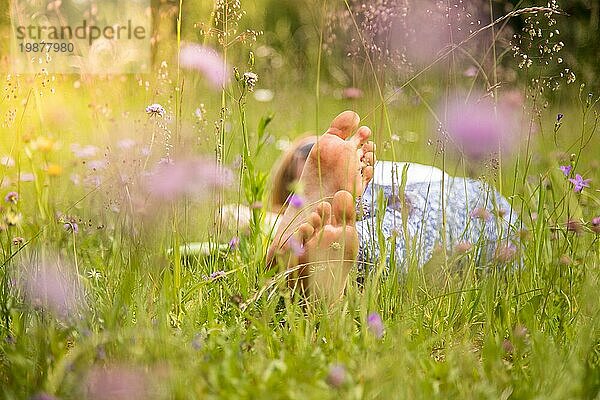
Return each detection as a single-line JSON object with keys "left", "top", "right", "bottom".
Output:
{"left": 326, "top": 364, "right": 346, "bottom": 388}
{"left": 145, "top": 157, "right": 232, "bottom": 202}
{"left": 20, "top": 257, "right": 83, "bottom": 319}
{"left": 445, "top": 95, "right": 518, "bottom": 161}
{"left": 180, "top": 44, "right": 230, "bottom": 88}
{"left": 366, "top": 312, "right": 384, "bottom": 339}
{"left": 85, "top": 364, "right": 148, "bottom": 400}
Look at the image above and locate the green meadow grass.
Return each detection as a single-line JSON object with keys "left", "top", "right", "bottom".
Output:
{"left": 2, "top": 2, "right": 600, "bottom": 399}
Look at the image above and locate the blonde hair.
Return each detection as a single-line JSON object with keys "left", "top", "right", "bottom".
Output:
{"left": 269, "top": 135, "right": 316, "bottom": 211}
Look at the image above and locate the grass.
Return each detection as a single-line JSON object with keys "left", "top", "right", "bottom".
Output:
{"left": 2, "top": 1, "right": 600, "bottom": 399}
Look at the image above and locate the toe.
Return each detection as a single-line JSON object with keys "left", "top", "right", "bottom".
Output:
{"left": 316, "top": 201, "right": 332, "bottom": 225}
{"left": 361, "top": 141, "right": 375, "bottom": 154}
{"left": 298, "top": 222, "right": 315, "bottom": 243}
{"left": 331, "top": 190, "right": 356, "bottom": 226}
{"left": 362, "top": 151, "right": 375, "bottom": 167}
{"left": 326, "top": 111, "right": 360, "bottom": 139}
{"left": 351, "top": 126, "right": 372, "bottom": 148}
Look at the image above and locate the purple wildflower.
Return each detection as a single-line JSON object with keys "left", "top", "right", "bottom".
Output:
{"left": 366, "top": 312, "right": 384, "bottom": 339}
{"left": 229, "top": 236, "right": 240, "bottom": 249}
{"left": 326, "top": 364, "right": 346, "bottom": 388}
{"left": 146, "top": 157, "right": 232, "bottom": 202}
{"left": 559, "top": 165, "right": 572, "bottom": 176}
{"left": 64, "top": 222, "right": 79, "bottom": 234}
{"left": 145, "top": 103, "right": 166, "bottom": 117}
{"left": 288, "top": 237, "right": 305, "bottom": 257}
{"left": 591, "top": 217, "right": 600, "bottom": 234}
{"left": 288, "top": 194, "right": 305, "bottom": 208}
{"left": 557, "top": 113, "right": 564, "bottom": 122}
{"left": 180, "top": 44, "right": 230, "bottom": 89}
{"left": 208, "top": 270, "right": 226, "bottom": 280}
{"left": 342, "top": 87, "right": 363, "bottom": 99}
{"left": 4, "top": 191, "right": 18, "bottom": 204}
{"left": 568, "top": 174, "right": 591, "bottom": 193}
{"left": 445, "top": 95, "right": 518, "bottom": 161}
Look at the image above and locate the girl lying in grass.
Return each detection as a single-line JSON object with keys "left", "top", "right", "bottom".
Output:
{"left": 265, "top": 111, "right": 518, "bottom": 301}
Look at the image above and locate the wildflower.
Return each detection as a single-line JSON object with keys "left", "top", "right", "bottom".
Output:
{"left": 117, "top": 138, "right": 136, "bottom": 150}
{"left": 229, "top": 236, "right": 240, "bottom": 249}
{"left": 12, "top": 237, "right": 24, "bottom": 246}
{"left": 243, "top": 72, "right": 258, "bottom": 91}
{"left": 21, "top": 258, "right": 82, "bottom": 318}
{"left": 145, "top": 103, "right": 166, "bottom": 118}
{"left": 366, "top": 312, "right": 384, "bottom": 339}
{"left": 33, "top": 136, "right": 56, "bottom": 153}
{"left": 4, "top": 211, "right": 22, "bottom": 226}
{"left": 64, "top": 222, "right": 79, "bottom": 234}
{"left": 566, "top": 219, "right": 583, "bottom": 234}
{"left": 502, "top": 339, "right": 514, "bottom": 354}
{"left": 146, "top": 157, "right": 232, "bottom": 202}
{"left": 180, "top": 43, "right": 230, "bottom": 88}
{"left": 495, "top": 243, "right": 517, "bottom": 263}
{"left": 46, "top": 164, "right": 63, "bottom": 177}
{"left": 568, "top": 174, "right": 591, "bottom": 193}
{"left": 253, "top": 89, "right": 274, "bottom": 102}
{"left": 445, "top": 95, "right": 518, "bottom": 161}
{"left": 206, "top": 270, "right": 226, "bottom": 280}
{"left": 326, "top": 364, "right": 346, "bottom": 388}
{"left": 86, "top": 269, "right": 102, "bottom": 280}
{"left": 19, "top": 172, "right": 35, "bottom": 182}
{"left": 559, "top": 165, "right": 572, "bottom": 176}
{"left": 342, "top": 87, "right": 363, "bottom": 99}
{"left": 0, "top": 155, "right": 15, "bottom": 167}
{"left": 85, "top": 364, "right": 148, "bottom": 400}
{"left": 288, "top": 194, "right": 305, "bottom": 208}
{"left": 288, "top": 237, "right": 305, "bottom": 257}
{"left": 591, "top": 217, "right": 600, "bottom": 234}
{"left": 191, "top": 334, "right": 203, "bottom": 350}
{"left": 71, "top": 144, "right": 99, "bottom": 158}
{"left": 29, "top": 393, "right": 59, "bottom": 400}
{"left": 4, "top": 191, "right": 18, "bottom": 204}
{"left": 454, "top": 241, "right": 473, "bottom": 254}
{"left": 557, "top": 113, "right": 564, "bottom": 122}
{"left": 470, "top": 207, "right": 492, "bottom": 221}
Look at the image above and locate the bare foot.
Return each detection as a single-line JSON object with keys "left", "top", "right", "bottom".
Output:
{"left": 289, "top": 190, "right": 359, "bottom": 303}
{"left": 268, "top": 111, "right": 375, "bottom": 262}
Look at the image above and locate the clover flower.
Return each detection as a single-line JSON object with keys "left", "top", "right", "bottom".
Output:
{"left": 145, "top": 103, "right": 166, "bottom": 118}
{"left": 568, "top": 174, "right": 591, "bottom": 193}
